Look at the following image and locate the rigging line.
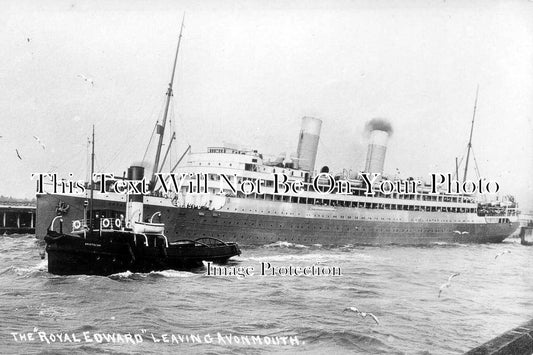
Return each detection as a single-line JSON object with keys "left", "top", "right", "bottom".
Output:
{"left": 470, "top": 146, "right": 482, "bottom": 180}
{"left": 165, "top": 99, "right": 176, "bottom": 172}
{"left": 75, "top": 150, "right": 88, "bottom": 180}
{"left": 136, "top": 93, "right": 172, "bottom": 168}
{"left": 100, "top": 91, "right": 166, "bottom": 170}
{"left": 455, "top": 145, "right": 469, "bottom": 175}
{"left": 154, "top": 93, "right": 168, "bottom": 126}
{"left": 155, "top": 144, "right": 191, "bottom": 193}
{"left": 171, "top": 109, "right": 180, "bottom": 168}
{"left": 454, "top": 157, "right": 464, "bottom": 180}
{"left": 162, "top": 68, "right": 188, "bottom": 149}
{"left": 94, "top": 155, "right": 101, "bottom": 173}
{"left": 456, "top": 156, "right": 465, "bottom": 172}
{"left": 159, "top": 132, "right": 176, "bottom": 174}
{"left": 95, "top": 154, "right": 108, "bottom": 175}
{"left": 159, "top": 102, "right": 176, "bottom": 174}
{"left": 177, "top": 112, "right": 191, "bottom": 146}
{"left": 169, "top": 110, "right": 176, "bottom": 170}
{"left": 141, "top": 123, "right": 158, "bottom": 163}
{"left": 45, "top": 143, "right": 87, "bottom": 173}
{"left": 171, "top": 107, "right": 179, "bottom": 170}
{"left": 53, "top": 142, "right": 90, "bottom": 178}
{"left": 101, "top": 143, "right": 124, "bottom": 172}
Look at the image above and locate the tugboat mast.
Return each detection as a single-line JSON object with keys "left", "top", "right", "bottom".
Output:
{"left": 463, "top": 85, "right": 479, "bottom": 183}
{"left": 151, "top": 15, "right": 185, "bottom": 189}
{"left": 89, "top": 124, "right": 95, "bottom": 231}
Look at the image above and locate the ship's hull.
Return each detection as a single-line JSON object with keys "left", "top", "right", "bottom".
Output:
{"left": 36, "top": 193, "right": 519, "bottom": 246}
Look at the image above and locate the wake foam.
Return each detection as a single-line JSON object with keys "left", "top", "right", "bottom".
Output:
{"left": 0, "top": 260, "right": 48, "bottom": 277}
{"left": 264, "top": 241, "right": 309, "bottom": 249}
{"left": 149, "top": 270, "right": 197, "bottom": 278}
{"left": 109, "top": 269, "right": 198, "bottom": 280}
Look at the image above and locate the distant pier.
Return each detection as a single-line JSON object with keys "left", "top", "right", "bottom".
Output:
{"left": 0, "top": 203, "right": 35, "bottom": 235}
{"left": 519, "top": 224, "right": 533, "bottom": 246}
{"left": 466, "top": 319, "right": 533, "bottom": 354}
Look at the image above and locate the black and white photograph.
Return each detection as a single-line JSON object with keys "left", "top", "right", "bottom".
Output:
{"left": 1, "top": 0, "right": 532, "bottom": 354}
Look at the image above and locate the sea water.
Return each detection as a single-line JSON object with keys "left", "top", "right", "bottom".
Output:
{"left": 1, "top": 234, "right": 532, "bottom": 354}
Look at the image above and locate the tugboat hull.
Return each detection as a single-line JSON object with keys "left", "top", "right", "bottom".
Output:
{"left": 46, "top": 234, "right": 132, "bottom": 276}
{"left": 45, "top": 231, "right": 241, "bottom": 276}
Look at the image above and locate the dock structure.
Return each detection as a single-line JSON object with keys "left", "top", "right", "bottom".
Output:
{"left": 0, "top": 203, "right": 36, "bottom": 235}
{"left": 466, "top": 320, "right": 533, "bottom": 355}
{"left": 519, "top": 224, "right": 533, "bottom": 245}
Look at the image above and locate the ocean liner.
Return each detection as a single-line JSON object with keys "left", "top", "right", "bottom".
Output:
{"left": 35, "top": 26, "right": 519, "bottom": 246}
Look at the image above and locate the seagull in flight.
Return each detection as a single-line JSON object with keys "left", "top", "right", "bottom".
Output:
{"left": 495, "top": 250, "right": 511, "bottom": 259}
{"left": 453, "top": 230, "right": 469, "bottom": 235}
{"left": 15, "top": 149, "right": 22, "bottom": 160}
{"left": 343, "top": 307, "right": 380, "bottom": 325}
{"left": 439, "top": 272, "right": 460, "bottom": 298}
{"left": 77, "top": 74, "right": 94, "bottom": 86}
{"left": 33, "top": 135, "right": 46, "bottom": 150}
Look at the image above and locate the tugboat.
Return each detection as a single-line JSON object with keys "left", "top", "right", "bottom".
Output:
{"left": 44, "top": 127, "right": 240, "bottom": 276}
{"left": 44, "top": 216, "right": 241, "bottom": 276}
{"left": 45, "top": 217, "right": 241, "bottom": 276}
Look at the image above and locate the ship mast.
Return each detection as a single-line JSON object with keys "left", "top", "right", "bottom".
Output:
{"left": 89, "top": 124, "right": 95, "bottom": 231}
{"left": 150, "top": 15, "right": 185, "bottom": 189}
{"left": 462, "top": 85, "right": 479, "bottom": 183}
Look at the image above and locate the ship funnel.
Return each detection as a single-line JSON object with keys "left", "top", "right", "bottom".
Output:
{"left": 364, "top": 118, "right": 393, "bottom": 175}
{"left": 296, "top": 117, "right": 322, "bottom": 172}
{"left": 126, "top": 165, "right": 144, "bottom": 227}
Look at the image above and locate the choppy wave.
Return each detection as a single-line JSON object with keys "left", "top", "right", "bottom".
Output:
{"left": 239, "top": 253, "right": 358, "bottom": 263}
{"left": 0, "top": 260, "right": 48, "bottom": 277}
{"left": 429, "top": 242, "right": 469, "bottom": 247}
{"left": 298, "top": 328, "right": 399, "bottom": 353}
{"left": 108, "top": 270, "right": 136, "bottom": 279}
{"left": 264, "top": 241, "right": 309, "bottom": 249}
{"left": 1, "top": 234, "right": 532, "bottom": 355}
{"left": 38, "top": 305, "right": 77, "bottom": 319}
{"left": 108, "top": 269, "right": 199, "bottom": 280}
{"left": 149, "top": 270, "right": 198, "bottom": 278}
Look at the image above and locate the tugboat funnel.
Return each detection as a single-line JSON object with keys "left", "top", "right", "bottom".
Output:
{"left": 126, "top": 166, "right": 145, "bottom": 227}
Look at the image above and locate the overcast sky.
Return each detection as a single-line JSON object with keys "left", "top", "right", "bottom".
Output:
{"left": 1, "top": 0, "right": 532, "bottom": 209}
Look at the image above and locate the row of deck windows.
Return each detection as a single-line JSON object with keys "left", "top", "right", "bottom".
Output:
{"left": 201, "top": 175, "right": 474, "bottom": 203}
{"left": 227, "top": 191, "right": 476, "bottom": 213}
{"left": 181, "top": 184, "right": 475, "bottom": 213}
{"left": 191, "top": 170, "right": 482, "bottom": 205}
